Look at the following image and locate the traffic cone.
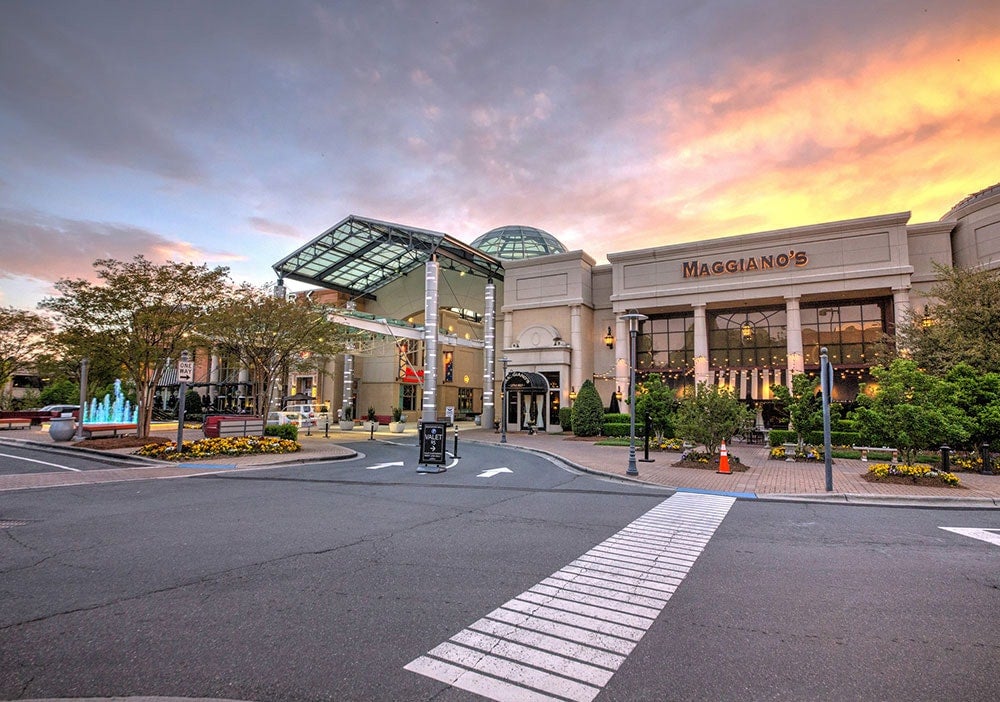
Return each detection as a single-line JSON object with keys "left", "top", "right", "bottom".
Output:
{"left": 717, "top": 440, "right": 731, "bottom": 474}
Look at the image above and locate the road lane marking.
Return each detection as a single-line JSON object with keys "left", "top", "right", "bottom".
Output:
{"left": 0, "top": 452, "right": 82, "bottom": 472}
{"left": 405, "top": 492, "right": 735, "bottom": 701}
{"left": 939, "top": 527, "right": 1000, "bottom": 547}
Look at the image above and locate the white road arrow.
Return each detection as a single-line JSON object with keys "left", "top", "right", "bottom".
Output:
{"left": 477, "top": 467, "right": 513, "bottom": 478}
{"left": 939, "top": 527, "right": 1000, "bottom": 547}
{"left": 365, "top": 461, "right": 405, "bottom": 470}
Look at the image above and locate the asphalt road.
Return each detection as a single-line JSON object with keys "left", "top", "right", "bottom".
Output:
{"left": 1, "top": 440, "right": 997, "bottom": 701}
{"left": 0, "top": 443, "right": 132, "bottom": 475}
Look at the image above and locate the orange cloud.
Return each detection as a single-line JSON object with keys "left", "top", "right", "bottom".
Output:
{"left": 641, "top": 32, "right": 1000, "bottom": 241}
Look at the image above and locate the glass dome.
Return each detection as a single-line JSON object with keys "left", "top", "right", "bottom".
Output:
{"left": 471, "top": 225, "right": 568, "bottom": 260}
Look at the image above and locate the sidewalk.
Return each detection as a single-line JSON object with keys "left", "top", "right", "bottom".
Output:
{"left": 1, "top": 422, "right": 997, "bottom": 507}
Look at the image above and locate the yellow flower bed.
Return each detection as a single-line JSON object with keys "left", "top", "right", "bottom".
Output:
{"left": 657, "top": 438, "right": 684, "bottom": 451}
{"left": 134, "top": 436, "right": 300, "bottom": 461}
{"left": 866, "top": 462, "right": 961, "bottom": 486}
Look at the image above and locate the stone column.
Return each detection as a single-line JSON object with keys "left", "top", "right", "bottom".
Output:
{"left": 693, "top": 303, "right": 709, "bottom": 386}
{"left": 421, "top": 258, "right": 440, "bottom": 422}
{"left": 615, "top": 315, "right": 629, "bottom": 400}
{"left": 481, "top": 280, "right": 496, "bottom": 430}
{"left": 785, "top": 296, "right": 804, "bottom": 383}
{"left": 209, "top": 352, "right": 220, "bottom": 406}
{"left": 569, "top": 304, "right": 583, "bottom": 396}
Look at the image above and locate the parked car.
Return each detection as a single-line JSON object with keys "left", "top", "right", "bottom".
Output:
{"left": 40, "top": 404, "right": 80, "bottom": 415}
{"left": 267, "top": 411, "right": 301, "bottom": 426}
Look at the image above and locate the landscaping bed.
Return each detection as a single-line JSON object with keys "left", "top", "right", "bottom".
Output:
{"left": 673, "top": 450, "right": 747, "bottom": 472}
{"left": 862, "top": 462, "right": 962, "bottom": 488}
{"left": 134, "top": 436, "right": 300, "bottom": 461}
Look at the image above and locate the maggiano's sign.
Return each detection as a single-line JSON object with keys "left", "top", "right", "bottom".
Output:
{"left": 682, "top": 249, "right": 808, "bottom": 278}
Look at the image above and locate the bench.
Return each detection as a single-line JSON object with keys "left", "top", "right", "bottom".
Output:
{"left": 0, "top": 418, "right": 31, "bottom": 430}
{"left": 216, "top": 418, "right": 264, "bottom": 438}
{"left": 80, "top": 423, "right": 138, "bottom": 438}
{"left": 853, "top": 446, "right": 899, "bottom": 464}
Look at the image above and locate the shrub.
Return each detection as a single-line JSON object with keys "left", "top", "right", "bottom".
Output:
{"left": 571, "top": 380, "right": 604, "bottom": 436}
{"left": 804, "top": 430, "right": 860, "bottom": 446}
{"left": 769, "top": 429, "right": 797, "bottom": 447}
{"left": 266, "top": 423, "right": 298, "bottom": 441}
{"left": 391, "top": 406, "right": 403, "bottom": 422}
{"left": 559, "top": 406, "right": 572, "bottom": 431}
{"left": 604, "top": 413, "right": 630, "bottom": 423}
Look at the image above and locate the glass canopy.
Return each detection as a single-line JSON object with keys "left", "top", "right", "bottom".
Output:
{"left": 272, "top": 215, "right": 504, "bottom": 298}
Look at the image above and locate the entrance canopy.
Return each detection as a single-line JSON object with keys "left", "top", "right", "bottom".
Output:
{"left": 272, "top": 215, "right": 504, "bottom": 299}
{"left": 504, "top": 371, "right": 549, "bottom": 392}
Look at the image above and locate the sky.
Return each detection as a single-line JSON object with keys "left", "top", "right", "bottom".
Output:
{"left": 2, "top": 0, "right": 999, "bottom": 310}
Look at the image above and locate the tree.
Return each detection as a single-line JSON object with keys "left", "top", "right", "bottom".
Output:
{"left": 570, "top": 380, "right": 604, "bottom": 436}
{"left": 770, "top": 373, "right": 840, "bottom": 446}
{"left": 40, "top": 256, "right": 231, "bottom": 437}
{"left": 897, "top": 264, "right": 1000, "bottom": 375}
{"left": 202, "top": 284, "right": 349, "bottom": 417}
{"left": 674, "top": 382, "right": 754, "bottom": 456}
{"left": 851, "top": 358, "right": 972, "bottom": 465}
{"left": 0, "top": 307, "right": 54, "bottom": 407}
{"left": 941, "top": 363, "right": 1000, "bottom": 449}
{"left": 635, "top": 374, "right": 677, "bottom": 441}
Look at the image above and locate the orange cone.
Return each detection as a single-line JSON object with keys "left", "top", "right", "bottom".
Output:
{"left": 717, "top": 440, "right": 731, "bottom": 474}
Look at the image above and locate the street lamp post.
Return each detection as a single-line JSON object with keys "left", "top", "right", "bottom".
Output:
{"left": 621, "top": 311, "right": 648, "bottom": 476}
{"left": 500, "top": 356, "right": 510, "bottom": 444}
{"left": 820, "top": 346, "right": 834, "bottom": 492}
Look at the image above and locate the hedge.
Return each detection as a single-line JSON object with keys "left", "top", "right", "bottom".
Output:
{"left": 770, "top": 428, "right": 860, "bottom": 447}
{"left": 265, "top": 424, "right": 298, "bottom": 441}
{"left": 602, "top": 421, "right": 647, "bottom": 438}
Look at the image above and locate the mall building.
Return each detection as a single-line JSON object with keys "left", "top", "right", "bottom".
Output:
{"left": 267, "top": 183, "right": 1000, "bottom": 433}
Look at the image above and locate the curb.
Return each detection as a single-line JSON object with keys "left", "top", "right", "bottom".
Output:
{"left": 468, "top": 438, "right": 1000, "bottom": 509}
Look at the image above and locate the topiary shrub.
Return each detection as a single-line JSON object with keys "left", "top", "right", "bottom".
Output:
{"left": 571, "top": 380, "right": 604, "bottom": 436}
{"left": 266, "top": 423, "right": 298, "bottom": 441}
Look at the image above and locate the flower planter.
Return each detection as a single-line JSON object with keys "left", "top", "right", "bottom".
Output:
{"left": 783, "top": 442, "right": 798, "bottom": 462}
{"left": 362, "top": 420, "right": 378, "bottom": 432}
{"left": 338, "top": 420, "right": 354, "bottom": 431}
{"left": 48, "top": 415, "right": 77, "bottom": 442}
{"left": 389, "top": 421, "right": 406, "bottom": 433}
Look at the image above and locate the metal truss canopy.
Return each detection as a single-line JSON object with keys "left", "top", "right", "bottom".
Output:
{"left": 272, "top": 215, "right": 504, "bottom": 298}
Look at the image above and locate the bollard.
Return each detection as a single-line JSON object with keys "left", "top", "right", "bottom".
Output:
{"left": 453, "top": 428, "right": 460, "bottom": 459}
{"left": 940, "top": 445, "right": 950, "bottom": 474}
{"left": 369, "top": 423, "right": 375, "bottom": 441}
{"left": 324, "top": 420, "right": 329, "bottom": 439}
{"left": 981, "top": 442, "right": 992, "bottom": 475}
{"left": 639, "top": 413, "right": 654, "bottom": 463}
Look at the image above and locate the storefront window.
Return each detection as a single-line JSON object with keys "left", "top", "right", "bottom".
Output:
{"left": 708, "top": 308, "right": 787, "bottom": 370}
{"left": 637, "top": 314, "right": 695, "bottom": 371}
{"left": 801, "top": 300, "right": 888, "bottom": 367}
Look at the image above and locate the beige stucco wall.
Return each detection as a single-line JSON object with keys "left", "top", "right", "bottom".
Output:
{"left": 607, "top": 212, "right": 915, "bottom": 313}
{"left": 943, "top": 184, "right": 1000, "bottom": 271}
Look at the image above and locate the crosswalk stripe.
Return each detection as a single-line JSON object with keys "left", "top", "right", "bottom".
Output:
{"left": 405, "top": 492, "right": 736, "bottom": 701}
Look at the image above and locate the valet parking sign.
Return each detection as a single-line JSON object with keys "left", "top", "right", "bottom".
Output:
{"left": 418, "top": 421, "right": 447, "bottom": 473}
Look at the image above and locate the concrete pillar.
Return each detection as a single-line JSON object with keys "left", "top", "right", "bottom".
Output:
{"left": 342, "top": 354, "right": 354, "bottom": 417}
{"left": 481, "top": 280, "right": 496, "bottom": 430}
{"left": 893, "top": 287, "right": 911, "bottom": 352}
{"left": 570, "top": 304, "right": 583, "bottom": 396}
{"left": 209, "top": 352, "right": 219, "bottom": 406}
{"left": 422, "top": 259, "right": 440, "bottom": 422}
{"left": 785, "top": 296, "right": 804, "bottom": 383}
{"left": 615, "top": 315, "right": 629, "bottom": 400}
{"left": 693, "top": 303, "right": 709, "bottom": 386}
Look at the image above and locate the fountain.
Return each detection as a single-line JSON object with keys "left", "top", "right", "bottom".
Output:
{"left": 83, "top": 379, "right": 139, "bottom": 424}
